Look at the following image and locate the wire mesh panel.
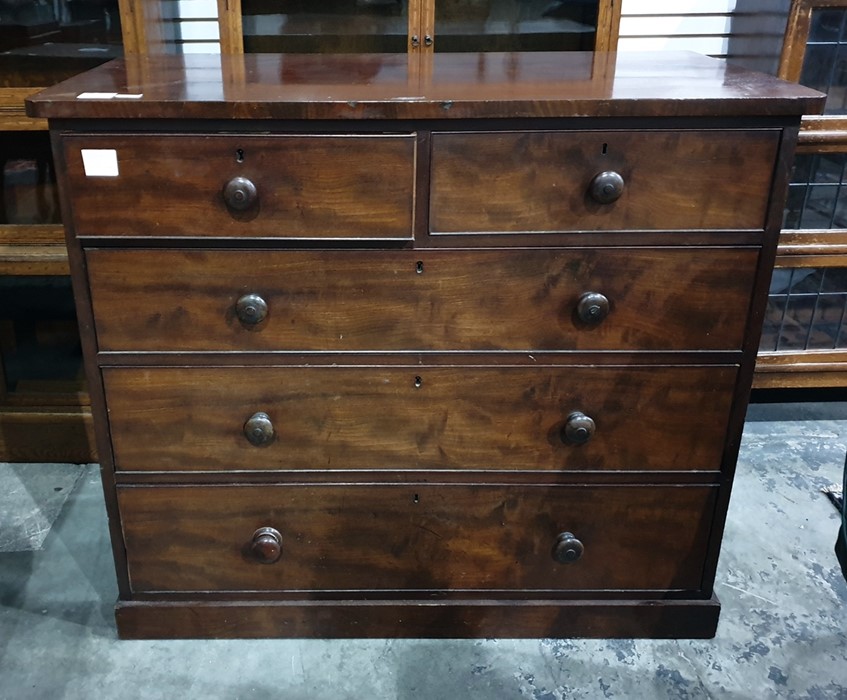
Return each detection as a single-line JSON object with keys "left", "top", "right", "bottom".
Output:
{"left": 759, "top": 3, "right": 847, "bottom": 373}
{"left": 784, "top": 153, "right": 847, "bottom": 229}
{"left": 761, "top": 268, "right": 847, "bottom": 351}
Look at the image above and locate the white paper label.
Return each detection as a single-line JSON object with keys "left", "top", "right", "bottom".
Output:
{"left": 81, "top": 149, "right": 119, "bottom": 177}
{"left": 76, "top": 92, "right": 143, "bottom": 100}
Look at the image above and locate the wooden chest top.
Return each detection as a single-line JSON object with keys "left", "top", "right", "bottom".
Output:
{"left": 26, "top": 51, "right": 824, "bottom": 122}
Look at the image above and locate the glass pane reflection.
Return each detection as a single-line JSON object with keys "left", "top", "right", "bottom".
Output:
{"left": 0, "top": 276, "right": 83, "bottom": 398}
{"left": 434, "top": 0, "right": 598, "bottom": 52}
{"left": 783, "top": 153, "right": 847, "bottom": 230}
{"left": 0, "top": 0, "right": 122, "bottom": 87}
{"left": 0, "top": 131, "right": 60, "bottom": 226}
{"left": 800, "top": 8, "right": 847, "bottom": 115}
{"left": 760, "top": 268, "right": 847, "bottom": 352}
{"left": 241, "top": 0, "right": 410, "bottom": 53}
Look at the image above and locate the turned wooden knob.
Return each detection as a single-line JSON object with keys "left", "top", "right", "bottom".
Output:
{"left": 576, "top": 292, "right": 609, "bottom": 324}
{"left": 236, "top": 293, "right": 268, "bottom": 325}
{"left": 589, "top": 170, "right": 624, "bottom": 204}
{"left": 553, "top": 532, "right": 584, "bottom": 564}
{"left": 223, "top": 176, "right": 258, "bottom": 211}
{"left": 562, "top": 411, "right": 595, "bottom": 445}
{"left": 244, "top": 412, "right": 274, "bottom": 447}
{"left": 251, "top": 527, "right": 282, "bottom": 564}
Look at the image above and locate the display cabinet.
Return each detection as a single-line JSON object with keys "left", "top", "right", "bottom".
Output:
{"left": 753, "top": 0, "right": 847, "bottom": 388}
{"left": 0, "top": 0, "right": 177, "bottom": 460}
{"left": 0, "top": 0, "right": 120, "bottom": 460}
{"left": 216, "top": 0, "right": 621, "bottom": 55}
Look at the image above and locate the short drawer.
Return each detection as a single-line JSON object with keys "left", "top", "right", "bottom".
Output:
{"left": 86, "top": 247, "right": 758, "bottom": 352}
{"left": 430, "top": 130, "right": 779, "bottom": 234}
{"left": 104, "top": 365, "right": 737, "bottom": 472}
{"left": 61, "top": 134, "right": 415, "bottom": 239}
{"left": 118, "top": 483, "right": 717, "bottom": 593}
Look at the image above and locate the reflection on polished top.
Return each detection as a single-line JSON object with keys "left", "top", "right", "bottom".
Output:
{"left": 27, "top": 51, "right": 825, "bottom": 120}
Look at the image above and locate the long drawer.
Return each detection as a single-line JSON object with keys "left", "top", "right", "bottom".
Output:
{"left": 86, "top": 247, "right": 759, "bottom": 352}
{"left": 104, "top": 365, "right": 737, "bottom": 472}
{"left": 61, "top": 134, "right": 416, "bottom": 240}
{"left": 430, "top": 130, "right": 779, "bottom": 233}
{"left": 117, "top": 483, "right": 717, "bottom": 593}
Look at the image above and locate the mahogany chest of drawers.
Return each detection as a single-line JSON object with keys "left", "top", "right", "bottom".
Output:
{"left": 28, "top": 51, "right": 823, "bottom": 639}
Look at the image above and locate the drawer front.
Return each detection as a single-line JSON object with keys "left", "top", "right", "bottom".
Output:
{"left": 430, "top": 130, "right": 779, "bottom": 234}
{"left": 104, "top": 365, "right": 737, "bottom": 472}
{"left": 87, "top": 247, "right": 758, "bottom": 352}
{"left": 118, "top": 483, "right": 717, "bottom": 593}
{"left": 62, "top": 134, "right": 416, "bottom": 239}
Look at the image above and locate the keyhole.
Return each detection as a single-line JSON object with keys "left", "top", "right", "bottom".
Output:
{"left": 601, "top": 143, "right": 608, "bottom": 156}
{"left": 236, "top": 149, "right": 245, "bottom": 163}
{"left": 414, "top": 376, "right": 422, "bottom": 388}
{"left": 413, "top": 494, "right": 420, "bottom": 503}
{"left": 416, "top": 261, "right": 424, "bottom": 274}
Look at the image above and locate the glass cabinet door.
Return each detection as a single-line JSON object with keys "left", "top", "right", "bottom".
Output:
{"left": 796, "top": 6, "right": 847, "bottom": 115}
{"left": 228, "top": 0, "right": 611, "bottom": 55}
{"left": 0, "top": 0, "right": 122, "bottom": 90}
{"left": 432, "top": 0, "right": 599, "bottom": 53}
{"left": 239, "top": 0, "right": 411, "bottom": 53}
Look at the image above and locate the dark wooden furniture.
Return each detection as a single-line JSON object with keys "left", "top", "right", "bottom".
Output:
{"left": 28, "top": 51, "right": 822, "bottom": 639}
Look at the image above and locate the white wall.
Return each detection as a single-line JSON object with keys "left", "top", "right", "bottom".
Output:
{"left": 175, "top": 0, "right": 219, "bottom": 52}
{"left": 619, "top": 0, "right": 737, "bottom": 56}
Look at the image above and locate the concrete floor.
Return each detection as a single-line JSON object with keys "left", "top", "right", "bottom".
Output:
{"left": 1, "top": 403, "right": 846, "bottom": 699}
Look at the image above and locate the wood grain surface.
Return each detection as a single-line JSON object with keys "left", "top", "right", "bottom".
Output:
{"left": 114, "top": 597, "right": 721, "bottom": 639}
{"left": 117, "top": 483, "right": 717, "bottom": 593}
{"left": 103, "top": 364, "right": 737, "bottom": 472}
{"left": 86, "top": 247, "right": 759, "bottom": 352}
{"left": 63, "top": 134, "right": 416, "bottom": 239}
{"left": 26, "top": 52, "right": 825, "bottom": 121}
{"left": 430, "top": 130, "right": 779, "bottom": 233}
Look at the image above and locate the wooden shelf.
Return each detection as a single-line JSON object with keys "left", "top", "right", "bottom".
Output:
{"left": 754, "top": 350, "right": 847, "bottom": 388}
{"left": 0, "top": 406, "right": 96, "bottom": 463}
{"left": 0, "top": 225, "right": 69, "bottom": 276}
